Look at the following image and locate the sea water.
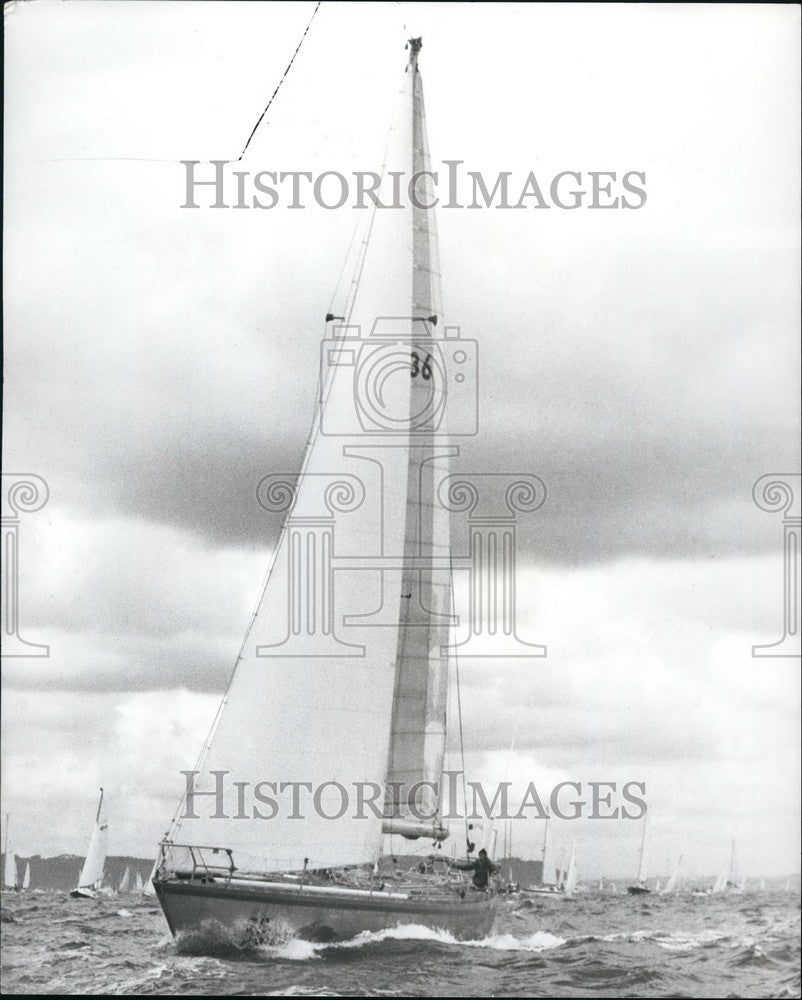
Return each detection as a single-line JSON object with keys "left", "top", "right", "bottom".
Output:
{"left": 1, "top": 888, "right": 799, "bottom": 996}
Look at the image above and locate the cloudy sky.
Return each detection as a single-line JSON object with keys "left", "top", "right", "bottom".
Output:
{"left": 3, "top": 2, "right": 800, "bottom": 879}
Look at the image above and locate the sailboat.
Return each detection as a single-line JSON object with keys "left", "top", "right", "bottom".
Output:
{"left": 562, "top": 844, "right": 578, "bottom": 900}
{"left": 119, "top": 866, "right": 131, "bottom": 893}
{"left": 522, "top": 817, "right": 562, "bottom": 897}
{"left": 711, "top": 839, "right": 739, "bottom": 894}
{"left": 154, "top": 36, "right": 497, "bottom": 944}
{"left": 3, "top": 816, "right": 20, "bottom": 892}
{"left": 22, "top": 862, "right": 31, "bottom": 891}
{"left": 142, "top": 858, "right": 157, "bottom": 896}
{"left": 626, "top": 818, "right": 651, "bottom": 895}
{"left": 70, "top": 789, "right": 108, "bottom": 899}
{"left": 134, "top": 870, "right": 144, "bottom": 893}
{"left": 661, "top": 854, "right": 683, "bottom": 894}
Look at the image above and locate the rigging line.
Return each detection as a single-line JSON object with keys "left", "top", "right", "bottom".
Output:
{"left": 338, "top": 76, "right": 404, "bottom": 323}
{"left": 39, "top": 157, "right": 182, "bottom": 163}
{"left": 41, "top": 1, "right": 320, "bottom": 167}
{"left": 449, "top": 555, "right": 471, "bottom": 858}
{"left": 235, "top": 0, "right": 322, "bottom": 163}
{"left": 326, "top": 207, "right": 366, "bottom": 317}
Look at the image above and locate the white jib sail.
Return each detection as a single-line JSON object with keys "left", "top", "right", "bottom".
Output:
{"left": 77, "top": 790, "right": 108, "bottom": 890}
{"left": 118, "top": 866, "right": 130, "bottom": 893}
{"left": 22, "top": 862, "right": 30, "bottom": 890}
{"left": 169, "top": 45, "right": 452, "bottom": 875}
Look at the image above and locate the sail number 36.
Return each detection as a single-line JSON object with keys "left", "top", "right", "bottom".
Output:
{"left": 410, "top": 352, "right": 433, "bottom": 379}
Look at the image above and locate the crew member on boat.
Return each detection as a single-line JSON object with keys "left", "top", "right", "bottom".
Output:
{"left": 445, "top": 849, "right": 498, "bottom": 890}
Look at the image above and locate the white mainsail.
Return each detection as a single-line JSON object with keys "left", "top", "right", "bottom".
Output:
{"left": 134, "top": 870, "right": 143, "bottom": 892}
{"left": 168, "top": 38, "right": 456, "bottom": 875}
{"left": 119, "top": 866, "right": 130, "bottom": 893}
{"left": 3, "top": 816, "right": 18, "bottom": 889}
{"left": 22, "top": 862, "right": 31, "bottom": 891}
{"left": 76, "top": 789, "right": 108, "bottom": 891}
{"left": 382, "top": 46, "right": 450, "bottom": 834}
{"left": 563, "top": 844, "right": 578, "bottom": 899}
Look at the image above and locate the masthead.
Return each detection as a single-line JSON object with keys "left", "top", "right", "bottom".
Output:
{"left": 406, "top": 36, "right": 422, "bottom": 69}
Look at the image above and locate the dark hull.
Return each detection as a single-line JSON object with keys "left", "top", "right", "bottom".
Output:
{"left": 156, "top": 876, "right": 498, "bottom": 944}
{"left": 626, "top": 884, "right": 651, "bottom": 895}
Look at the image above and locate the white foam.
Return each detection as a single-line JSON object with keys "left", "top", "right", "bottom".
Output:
{"left": 263, "top": 938, "right": 322, "bottom": 961}
{"left": 323, "top": 924, "right": 565, "bottom": 953}
{"left": 596, "top": 928, "right": 731, "bottom": 951}
{"left": 246, "top": 922, "right": 568, "bottom": 962}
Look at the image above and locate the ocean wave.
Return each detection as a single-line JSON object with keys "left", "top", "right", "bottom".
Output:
{"left": 284, "top": 923, "right": 566, "bottom": 959}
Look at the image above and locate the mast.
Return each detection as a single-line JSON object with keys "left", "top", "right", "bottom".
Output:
{"left": 541, "top": 816, "right": 549, "bottom": 878}
{"left": 636, "top": 817, "right": 648, "bottom": 884}
{"left": 77, "top": 788, "right": 108, "bottom": 891}
{"left": 381, "top": 35, "right": 452, "bottom": 839}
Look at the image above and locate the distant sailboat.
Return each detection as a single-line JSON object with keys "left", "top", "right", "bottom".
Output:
{"left": 563, "top": 844, "right": 578, "bottom": 900}
{"left": 118, "top": 866, "right": 131, "bottom": 893}
{"left": 712, "top": 839, "right": 738, "bottom": 894}
{"left": 627, "top": 818, "right": 651, "bottom": 895}
{"left": 556, "top": 844, "right": 566, "bottom": 888}
{"left": 70, "top": 789, "right": 108, "bottom": 899}
{"left": 141, "top": 858, "right": 157, "bottom": 896}
{"left": 522, "top": 816, "right": 563, "bottom": 897}
{"left": 134, "top": 870, "right": 143, "bottom": 892}
{"left": 661, "top": 854, "right": 683, "bottom": 894}
{"left": 22, "top": 862, "right": 31, "bottom": 891}
{"left": 153, "top": 36, "right": 498, "bottom": 943}
{"left": 759, "top": 877, "right": 766, "bottom": 891}
{"left": 2, "top": 815, "right": 20, "bottom": 892}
